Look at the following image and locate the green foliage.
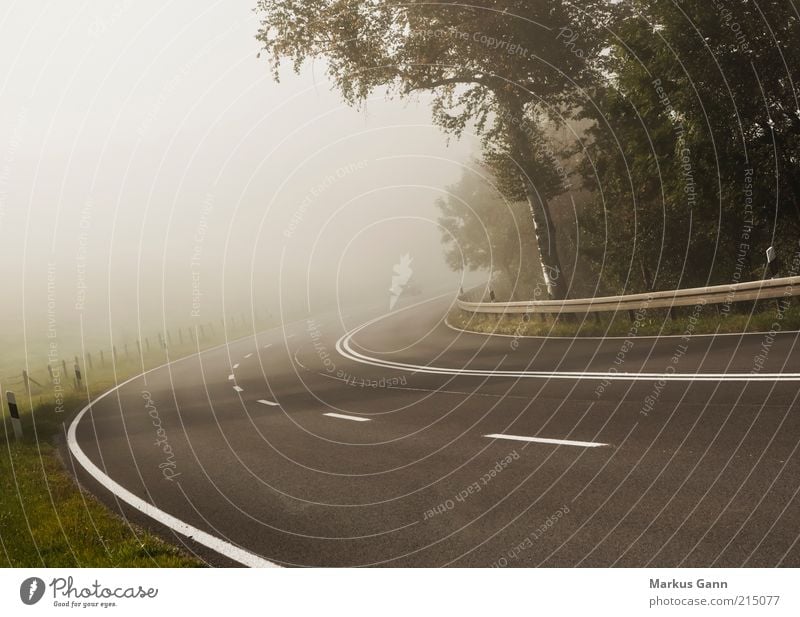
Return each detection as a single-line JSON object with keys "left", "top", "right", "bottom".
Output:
{"left": 579, "top": 1, "right": 800, "bottom": 293}
{"left": 436, "top": 162, "right": 545, "bottom": 299}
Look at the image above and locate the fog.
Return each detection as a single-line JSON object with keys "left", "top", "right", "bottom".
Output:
{"left": 0, "top": 1, "right": 484, "bottom": 376}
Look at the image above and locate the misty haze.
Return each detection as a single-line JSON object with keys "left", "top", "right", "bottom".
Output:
{"left": 2, "top": 1, "right": 800, "bottom": 598}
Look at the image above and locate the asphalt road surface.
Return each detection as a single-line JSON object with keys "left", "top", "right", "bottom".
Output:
{"left": 65, "top": 295, "right": 800, "bottom": 567}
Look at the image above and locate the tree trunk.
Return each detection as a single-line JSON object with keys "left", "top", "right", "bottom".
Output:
{"left": 500, "top": 94, "right": 568, "bottom": 300}
{"left": 521, "top": 178, "right": 567, "bottom": 300}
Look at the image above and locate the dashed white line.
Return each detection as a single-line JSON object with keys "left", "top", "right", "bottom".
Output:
{"left": 257, "top": 399, "right": 280, "bottom": 407}
{"left": 233, "top": 386, "right": 244, "bottom": 393}
{"left": 227, "top": 374, "right": 235, "bottom": 381}
{"left": 233, "top": 363, "right": 240, "bottom": 369}
{"left": 484, "top": 433, "right": 609, "bottom": 448}
{"left": 244, "top": 353, "right": 253, "bottom": 359}
{"left": 323, "top": 412, "right": 371, "bottom": 422}
{"left": 263, "top": 343, "right": 272, "bottom": 349}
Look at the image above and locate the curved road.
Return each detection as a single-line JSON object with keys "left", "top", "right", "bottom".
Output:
{"left": 65, "top": 296, "right": 800, "bottom": 566}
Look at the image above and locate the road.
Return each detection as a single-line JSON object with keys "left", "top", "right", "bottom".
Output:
{"left": 65, "top": 295, "right": 800, "bottom": 567}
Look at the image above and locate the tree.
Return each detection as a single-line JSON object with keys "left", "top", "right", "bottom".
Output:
{"left": 579, "top": 1, "right": 800, "bottom": 293}
{"left": 254, "top": 0, "right": 611, "bottom": 298}
{"left": 436, "top": 162, "right": 545, "bottom": 299}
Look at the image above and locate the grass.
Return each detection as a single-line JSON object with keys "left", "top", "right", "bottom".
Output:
{"left": 1, "top": 396, "right": 202, "bottom": 567}
{"left": 0, "top": 319, "right": 279, "bottom": 567}
{"left": 448, "top": 299, "right": 800, "bottom": 338}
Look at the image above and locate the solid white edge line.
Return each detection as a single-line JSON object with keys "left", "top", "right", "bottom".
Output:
{"left": 335, "top": 313, "right": 800, "bottom": 382}
{"left": 323, "top": 412, "right": 371, "bottom": 422}
{"left": 484, "top": 433, "right": 609, "bottom": 448}
{"left": 257, "top": 399, "right": 280, "bottom": 406}
{"left": 66, "top": 362, "right": 278, "bottom": 568}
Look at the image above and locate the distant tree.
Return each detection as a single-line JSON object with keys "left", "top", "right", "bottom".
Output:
{"left": 254, "top": 0, "right": 612, "bottom": 298}
{"left": 436, "top": 162, "right": 545, "bottom": 299}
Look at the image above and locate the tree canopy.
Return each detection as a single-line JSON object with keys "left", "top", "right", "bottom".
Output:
{"left": 256, "top": 0, "right": 613, "bottom": 299}
{"left": 256, "top": 1, "right": 800, "bottom": 299}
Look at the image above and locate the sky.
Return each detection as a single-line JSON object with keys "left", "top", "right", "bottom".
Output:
{"left": 0, "top": 0, "right": 483, "bottom": 373}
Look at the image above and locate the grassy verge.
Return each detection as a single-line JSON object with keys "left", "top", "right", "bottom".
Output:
{"left": 0, "top": 396, "right": 202, "bottom": 568}
{"left": 1, "top": 396, "right": 201, "bottom": 567}
{"left": 1, "top": 322, "right": 276, "bottom": 567}
{"left": 448, "top": 300, "right": 800, "bottom": 338}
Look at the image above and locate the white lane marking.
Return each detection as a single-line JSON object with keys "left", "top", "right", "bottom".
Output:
{"left": 323, "top": 412, "right": 371, "bottom": 422}
{"left": 66, "top": 362, "right": 278, "bottom": 568}
{"left": 336, "top": 314, "right": 800, "bottom": 382}
{"left": 485, "top": 433, "right": 609, "bottom": 448}
{"left": 257, "top": 399, "right": 280, "bottom": 407}
{"left": 244, "top": 353, "right": 253, "bottom": 359}
{"left": 444, "top": 315, "right": 800, "bottom": 341}
{"left": 263, "top": 343, "right": 272, "bottom": 349}
{"left": 227, "top": 374, "right": 235, "bottom": 381}
{"left": 233, "top": 363, "right": 240, "bottom": 369}
{"left": 233, "top": 386, "right": 244, "bottom": 392}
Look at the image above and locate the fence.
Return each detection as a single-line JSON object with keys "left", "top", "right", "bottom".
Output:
{"left": 0, "top": 312, "right": 275, "bottom": 408}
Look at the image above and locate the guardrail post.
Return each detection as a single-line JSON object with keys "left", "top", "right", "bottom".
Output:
{"left": 100, "top": 350, "right": 105, "bottom": 367}
{"left": 61, "top": 359, "right": 67, "bottom": 379}
{"left": 6, "top": 391, "right": 23, "bottom": 441}
{"left": 74, "top": 359, "right": 82, "bottom": 390}
{"left": 145, "top": 337, "right": 150, "bottom": 352}
{"left": 22, "top": 370, "right": 30, "bottom": 394}
{"left": 47, "top": 364, "right": 54, "bottom": 381}
{"left": 87, "top": 352, "right": 93, "bottom": 369}
{"left": 113, "top": 345, "right": 118, "bottom": 363}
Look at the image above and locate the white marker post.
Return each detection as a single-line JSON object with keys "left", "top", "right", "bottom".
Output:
{"left": 766, "top": 246, "right": 779, "bottom": 278}
{"left": 7, "top": 391, "right": 22, "bottom": 441}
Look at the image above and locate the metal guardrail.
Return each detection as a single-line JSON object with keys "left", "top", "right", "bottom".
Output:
{"left": 457, "top": 276, "right": 800, "bottom": 315}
